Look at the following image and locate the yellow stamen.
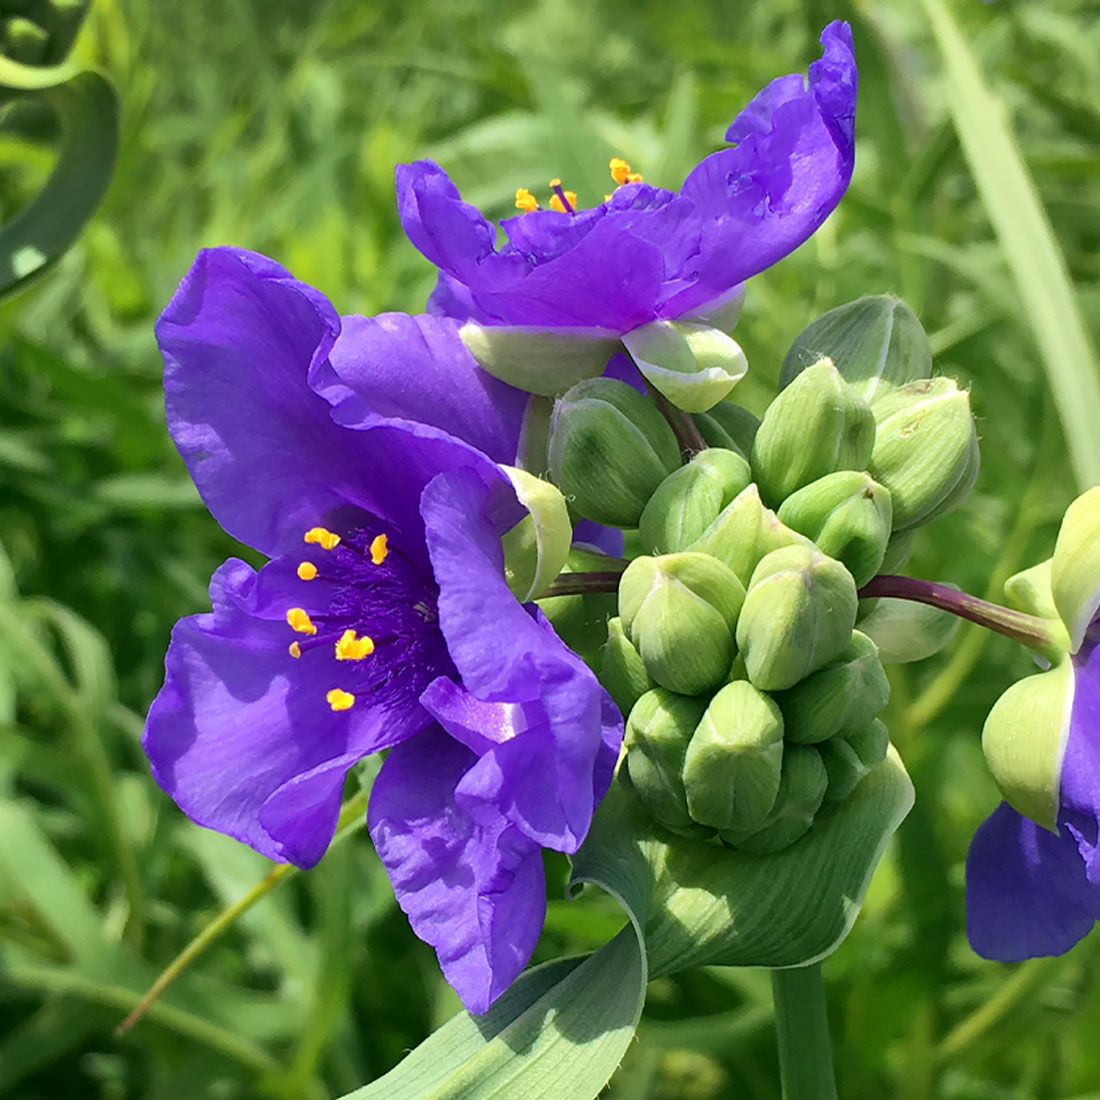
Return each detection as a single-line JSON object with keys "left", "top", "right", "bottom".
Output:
{"left": 297, "top": 561, "right": 318, "bottom": 580}
{"left": 514, "top": 187, "right": 539, "bottom": 213}
{"left": 286, "top": 608, "right": 318, "bottom": 635}
{"left": 326, "top": 688, "right": 355, "bottom": 711}
{"left": 548, "top": 192, "right": 577, "bottom": 214}
{"left": 288, "top": 641, "right": 302, "bottom": 658}
{"left": 609, "top": 157, "right": 643, "bottom": 186}
{"left": 335, "top": 629, "right": 375, "bottom": 661}
{"left": 370, "top": 533, "right": 389, "bottom": 565}
{"left": 304, "top": 527, "right": 341, "bottom": 550}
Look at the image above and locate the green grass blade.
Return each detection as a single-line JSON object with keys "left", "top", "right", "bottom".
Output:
{"left": 920, "top": 0, "right": 1100, "bottom": 489}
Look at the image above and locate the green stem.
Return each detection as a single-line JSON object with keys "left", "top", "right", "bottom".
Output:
{"left": 652, "top": 388, "right": 708, "bottom": 456}
{"left": 771, "top": 963, "right": 837, "bottom": 1100}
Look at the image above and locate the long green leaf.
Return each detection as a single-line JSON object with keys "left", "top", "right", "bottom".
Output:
{"left": 920, "top": 0, "right": 1100, "bottom": 489}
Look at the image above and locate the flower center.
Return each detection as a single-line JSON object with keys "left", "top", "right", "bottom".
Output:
{"left": 513, "top": 157, "right": 644, "bottom": 215}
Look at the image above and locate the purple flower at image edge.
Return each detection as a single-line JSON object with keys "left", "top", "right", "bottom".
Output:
{"left": 397, "top": 20, "right": 857, "bottom": 335}
{"left": 966, "top": 619, "right": 1100, "bottom": 960}
{"left": 147, "top": 247, "right": 622, "bottom": 1013}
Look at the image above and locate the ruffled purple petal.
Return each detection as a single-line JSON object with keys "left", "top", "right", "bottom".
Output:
{"left": 145, "top": 559, "right": 430, "bottom": 868}
{"left": 313, "top": 312, "right": 527, "bottom": 464}
{"left": 158, "top": 247, "right": 380, "bottom": 557}
{"left": 368, "top": 727, "right": 546, "bottom": 1014}
{"left": 427, "top": 271, "right": 485, "bottom": 322}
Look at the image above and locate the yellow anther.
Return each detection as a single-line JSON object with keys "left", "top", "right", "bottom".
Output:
{"left": 304, "top": 527, "right": 341, "bottom": 550}
{"left": 514, "top": 187, "right": 539, "bottom": 213}
{"left": 335, "top": 629, "right": 375, "bottom": 661}
{"left": 326, "top": 688, "right": 355, "bottom": 712}
{"left": 549, "top": 190, "right": 578, "bottom": 214}
{"left": 288, "top": 641, "right": 302, "bottom": 659}
{"left": 297, "top": 561, "right": 318, "bottom": 580}
{"left": 286, "top": 608, "right": 318, "bottom": 635}
{"left": 370, "top": 533, "right": 389, "bottom": 565}
{"left": 609, "top": 157, "right": 643, "bottom": 186}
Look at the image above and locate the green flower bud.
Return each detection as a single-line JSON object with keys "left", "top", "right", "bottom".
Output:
{"left": 777, "top": 471, "right": 893, "bottom": 587}
{"left": 638, "top": 449, "right": 752, "bottom": 555}
{"left": 820, "top": 719, "right": 890, "bottom": 803}
{"left": 460, "top": 322, "right": 620, "bottom": 397}
{"left": 736, "top": 546, "right": 859, "bottom": 691}
{"left": 751, "top": 359, "right": 876, "bottom": 506}
{"left": 856, "top": 596, "right": 960, "bottom": 664}
{"left": 515, "top": 394, "right": 553, "bottom": 477}
{"left": 601, "top": 617, "right": 655, "bottom": 717}
{"left": 499, "top": 467, "right": 572, "bottom": 602}
{"left": 773, "top": 630, "right": 889, "bottom": 744}
{"left": 719, "top": 743, "right": 828, "bottom": 854}
{"left": 619, "top": 552, "right": 746, "bottom": 695}
{"left": 682, "top": 681, "right": 785, "bottom": 834}
{"left": 868, "top": 378, "right": 979, "bottom": 530}
{"left": 779, "top": 294, "right": 932, "bottom": 402}
{"left": 548, "top": 378, "right": 682, "bottom": 528}
{"left": 623, "top": 688, "right": 711, "bottom": 834}
{"left": 692, "top": 399, "right": 760, "bottom": 461}
{"left": 622, "top": 320, "right": 749, "bottom": 413}
{"left": 1052, "top": 487, "right": 1100, "bottom": 652}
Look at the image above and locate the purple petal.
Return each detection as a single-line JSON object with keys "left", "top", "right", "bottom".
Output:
{"left": 368, "top": 727, "right": 546, "bottom": 1014}
{"left": 158, "top": 247, "right": 377, "bottom": 557}
{"left": 572, "top": 518, "right": 626, "bottom": 558}
{"left": 144, "top": 559, "right": 429, "bottom": 868}
{"left": 427, "top": 271, "right": 485, "bottom": 322}
{"left": 1061, "top": 628, "right": 1100, "bottom": 884}
{"left": 966, "top": 801, "right": 1100, "bottom": 960}
{"left": 313, "top": 312, "right": 527, "bottom": 464}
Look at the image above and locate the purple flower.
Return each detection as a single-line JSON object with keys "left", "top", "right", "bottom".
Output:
{"left": 146, "top": 247, "right": 621, "bottom": 1012}
{"left": 397, "top": 21, "right": 856, "bottom": 336}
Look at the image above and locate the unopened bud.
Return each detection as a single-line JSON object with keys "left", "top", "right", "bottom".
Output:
{"left": 622, "top": 688, "right": 711, "bottom": 835}
{"left": 773, "top": 631, "right": 889, "bottom": 744}
{"left": 777, "top": 471, "right": 892, "bottom": 586}
{"left": 820, "top": 719, "right": 890, "bottom": 803}
{"left": 869, "top": 378, "right": 979, "bottom": 530}
{"left": 692, "top": 400, "right": 760, "bottom": 461}
{"left": 619, "top": 552, "right": 745, "bottom": 695}
{"left": 751, "top": 359, "right": 876, "bottom": 506}
{"left": 601, "top": 617, "right": 655, "bottom": 717}
{"left": 638, "top": 449, "right": 752, "bottom": 555}
{"left": 720, "top": 743, "right": 828, "bottom": 854}
{"left": 779, "top": 295, "right": 932, "bottom": 402}
{"left": 623, "top": 320, "right": 749, "bottom": 413}
{"left": 736, "top": 546, "right": 858, "bottom": 691}
{"left": 548, "top": 378, "right": 681, "bottom": 528}
{"left": 682, "top": 681, "right": 784, "bottom": 834}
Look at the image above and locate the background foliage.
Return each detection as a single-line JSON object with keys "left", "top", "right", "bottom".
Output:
{"left": 2, "top": 0, "right": 1099, "bottom": 1096}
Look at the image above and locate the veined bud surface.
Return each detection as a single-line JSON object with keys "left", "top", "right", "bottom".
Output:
{"left": 638, "top": 449, "right": 752, "bottom": 555}
{"left": 692, "top": 399, "right": 760, "bottom": 461}
{"left": 820, "top": 719, "right": 890, "bottom": 803}
{"left": 682, "top": 681, "right": 785, "bottom": 835}
{"left": 736, "top": 545, "right": 859, "bottom": 691}
{"left": 548, "top": 377, "right": 682, "bottom": 528}
{"left": 619, "top": 552, "right": 746, "bottom": 696}
{"left": 751, "top": 358, "right": 876, "bottom": 506}
{"left": 601, "top": 616, "right": 656, "bottom": 718}
{"left": 777, "top": 470, "right": 893, "bottom": 586}
{"left": 869, "top": 377, "right": 979, "bottom": 530}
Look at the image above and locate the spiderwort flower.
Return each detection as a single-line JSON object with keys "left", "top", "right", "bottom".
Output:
{"left": 396, "top": 22, "right": 856, "bottom": 363}
{"left": 966, "top": 489, "right": 1100, "bottom": 960}
{"left": 146, "top": 247, "right": 621, "bottom": 1012}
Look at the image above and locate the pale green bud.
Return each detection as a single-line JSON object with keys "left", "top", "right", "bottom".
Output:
{"left": 751, "top": 358, "right": 876, "bottom": 506}
{"left": 820, "top": 719, "right": 890, "bottom": 803}
{"left": 623, "top": 688, "right": 711, "bottom": 835}
{"left": 779, "top": 295, "right": 932, "bottom": 403}
{"left": 638, "top": 449, "right": 752, "bottom": 555}
{"left": 868, "top": 378, "right": 979, "bottom": 530}
{"left": 692, "top": 399, "right": 759, "bottom": 461}
{"left": 622, "top": 320, "right": 749, "bottom": 413}
{"left": 682, "top": 681, "right": 785, "bottom": 834}
{"left": 856, "top": 596, "right": 960, "bottom": 664}
{"left": 548, "top": 378, "right": 682, "bottom": 528}
{"left": 1051, "top": 487, "right": 1100, "bottom": 652}
{"left": 736, "top": 546, "right": 859, "bottom": 691}
{"left": 719, "top": 744, "right": 828, "bottom": 854}
{"left": 773, "top": 630, "right": 889, "bottom": 744}
{"left": 777, "top": 471, "right": 893, "bottom": 586}
{"left": 515, "top": 394, "right": 553, "bottom": 477}
{"left": 499, "top": 467, "right": 572, "bottom": 602}
{"left": 460, "top": 322, "right": 620, "bottom": 397}
{"left": 601, "top": 617, "right": 655, "bottom": 718}
{"left": 619, "top": 552, "right": 746, "bottom": 696}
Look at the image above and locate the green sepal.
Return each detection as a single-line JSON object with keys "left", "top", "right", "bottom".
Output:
{"left": 1051, "top": 487, "right": 1100, "bottom": 652}
{"left": 820, "top": 719, "right": 890, "bottom": 804}
{"left": 1004, "top": 558, "right": 1057, "bottom": 620}
{"left": 623, "top": 319, "right": 749, "bottom": 413}
{"left": 856, "top": 596, "right": 961, "bottom": 664}
{"left": 601, "top": 617, "right": 655, "bottom": 718}
{"left": 499, "top": 466, "right": 572, "bottom": 602}
{"left": 982, "top": 659, "right": 1073, "bottom": 831}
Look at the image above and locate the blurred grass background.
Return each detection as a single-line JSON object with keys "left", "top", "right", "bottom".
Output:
{"left": 1, "top": 0, "right": 1099, "bottom": 1096}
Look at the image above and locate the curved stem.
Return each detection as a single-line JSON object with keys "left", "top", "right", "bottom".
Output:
{"left": 653, "top": 389, "right": 708, "bottom": 456}
{"left": 771, "top": 963, "right": 838, "bottom": 1100}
